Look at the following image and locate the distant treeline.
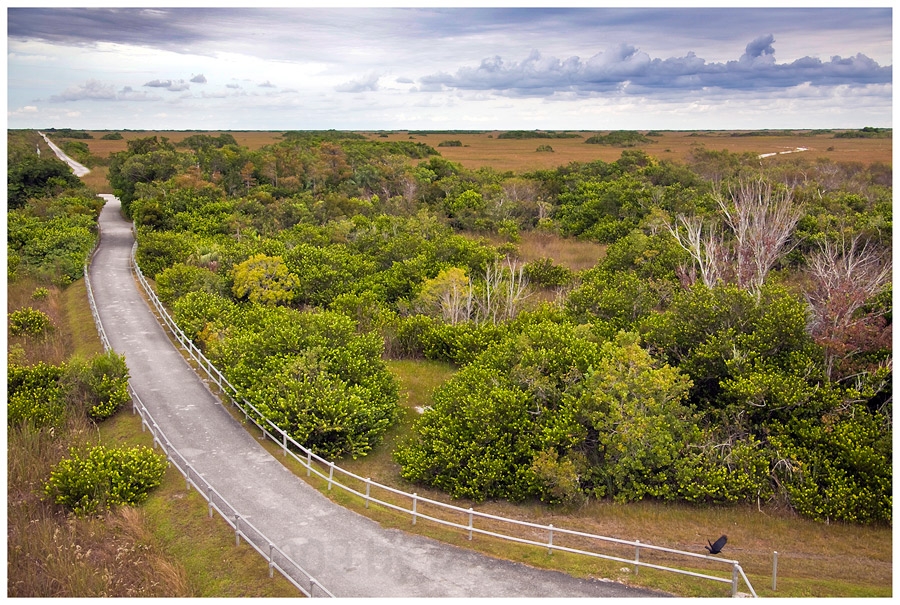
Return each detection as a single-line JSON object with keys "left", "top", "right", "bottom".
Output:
{"left": 408, "top": 130, "right": 489, "bottom": 135}
{"left": 497, "top": 131, "right": 583, "bottom": 140}
{"left": 834, "top": 127, "right": 892, "bottom": 139}
{"left": 42, "top": 128, "right": 93, "bottom": 139}
{"left": 584, "top": 131, "right": 652, "bottom": 146}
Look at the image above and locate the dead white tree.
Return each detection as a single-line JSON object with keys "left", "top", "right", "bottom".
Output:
{"left": 668, "top": 215, "right": 731, "bottom": 288}
{"left": 475, "top": 257, "right": 532, "bottom": 324}
{"left": 669, "top": 179, "right": 803, "bottom": 297}
{"left": 716, "top": 179, "right": 803, "bottom": 296}
{"left": 503, "top": 257, "right": 531, "bottom": 321}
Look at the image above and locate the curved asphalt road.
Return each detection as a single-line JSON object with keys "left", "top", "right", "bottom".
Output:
{"left": 88, "top": 193, "right": 667, "bottom": 598}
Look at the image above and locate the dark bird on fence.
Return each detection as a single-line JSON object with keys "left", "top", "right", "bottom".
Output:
{"left": 705, "top": 535, "right": 727, "bottom": 555}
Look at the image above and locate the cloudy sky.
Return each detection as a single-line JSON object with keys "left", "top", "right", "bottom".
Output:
{"left": 6, "top": 6, "right": 893, "bottom": 131}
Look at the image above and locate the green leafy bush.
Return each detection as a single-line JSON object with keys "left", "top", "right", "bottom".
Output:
{"left": 771, "top": 407, "right": 892, "bottom": 524}
{"left": 231, "top": 253, "right": 299, "bottom": 306}
{"left": 31, "top": 287, "right": 50, "bottom": 300}
{"left": 395, "top": 364, "right": 540, "bottom": 501}
{"left": 7, "top": 155, "right": 82, "bottom": 210}
{"left": 523, "top": 258, "right": 573, "bottom": 288}
{"left": 204, "top": 305, "right": 400, "bottom": 459}
{"left": 7, "top": 361, "right": 67, "bottom": 427}
{"left": 155, "top": 262, "right": 225, "bottom": 305}
{"left": 418, "top": 320, "right": 509, "bottom": 366}
{"left": 563, "top": 333, "right": 697, "bottom": 502}
{"left": 44, "top": 445, "right": 168, "bottom": 516}
{"left": 395, "top": 320, "right": 607, "bottom": 502}
{"left": 7, "top": 211, "right": 97, "bottom": 283}
{"left": 9, "top": 307, "right": 53, "bottom": 336}
{"left": 134, "top": 229, "right": 194, "bottom": 279}
{"left": 64, "top": 351, "right": 131, "bottom": 421}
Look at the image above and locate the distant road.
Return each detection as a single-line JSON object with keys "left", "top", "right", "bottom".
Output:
{"left": 758, "top": 147, "right": 809, "bottom": 159}
{"left": 38, "top": 131, "right": 91, "bottom": 177}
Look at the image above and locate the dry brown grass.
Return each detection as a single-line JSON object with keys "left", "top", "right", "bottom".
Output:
{"left": 514, "top": 231, "right": 606, "bottom": 271}
{"left": 70, "top": 129, "right": 891, "bottom": 176}
{"left": 382, "top": 130, "right": 892, "bottom": 172}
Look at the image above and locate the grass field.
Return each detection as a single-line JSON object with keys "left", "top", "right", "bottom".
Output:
{"left": 67, "top": 129, "right": 892, "bottom": 174}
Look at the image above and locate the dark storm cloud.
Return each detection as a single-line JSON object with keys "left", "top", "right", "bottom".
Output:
{"left": 11, "top": 7, "right": 890, "bottom": 63}
{"left": 418, "top": 37, "right": 891, "bottom": 97}
{"left": 8, "top": 8, "right": 204, "bottom": 49}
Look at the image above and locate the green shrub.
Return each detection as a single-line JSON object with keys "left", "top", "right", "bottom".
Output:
{"left": 419, "top": 320, "right": 508, "bottom": 366}
{"left": 44, "top": 445, "right": 168, "bottom": 516}
{"left": 530, "top": 449, "right": 582, "bottom": 505}
{"left": 172, "top": 290, "right": 238, "bottom": 347}
{"left": 207, "top": 305, "right": 400, "bottom": 459}
{"left": 31, "top": 287, "right": 50, "bottom": 300}
{"left": 64, "top": 351, "right": 131, "bottom": 421}
{"left": 523, "top": 257, "right": 573, "bottom": 288}
{"left": 394, "top": 364, "right": 540, "bottom": 502}
{"left": 8, "top": 211, "right": 98, "bottom": 283}
{"left": 8, "top": 307, "right": 53, "bottom": 336}
{"left": 7, "top": 361, "right": 67, "bottom": 427}
{"left": 771, "top": 407, "right": 892, "bottom": 524}
{"left": 155, "top": 262, "right": 225, "bottom": 305}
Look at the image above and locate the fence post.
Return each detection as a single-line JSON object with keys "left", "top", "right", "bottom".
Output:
{"left": 282, "top": 430, "right": 287, "bottom": 457}
{"left": 732, "top": 563, "right": 739, "bottom": 597}
{"left": 268, "top": 543, "right": 274, "bottom": 578}
{"left": 208, "top": 487, "right": 214, "bottom": 518}
{"left": 365, "top": 478, "right": 371, "bottom": 509}
{"left": 306, "top": 449, "right": 312, "bottom": 477}
{"left": 235, "top": 515, "right": 241, "bottom": 546}
{"left": 328, "top": 462, "right": 335, "bottom": 490}
{"left": 634, "top": 540, "right": 640, "bottom": 575}
{"left": 468, "top": 508, "right": 474, "bottom": 541}
{"left": 548, "top": 524, "right": 554, "bottom": 555}
{"left": 773, "top": 551, "right": 778, "bottom": 592}
{"left": 412, "top": 493, "right": 418, "bottom": 525}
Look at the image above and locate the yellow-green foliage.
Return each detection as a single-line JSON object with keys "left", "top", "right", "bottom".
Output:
{"left": 9, "top": 306, "right": 54, "bottom": 336}
{"left": 44, "top": 445, "right": 168, "bottom": 516}
{"left": 7, "top": 361, "right": 67, "bottom": 427}
{"left": 231, "top": 253, "right": 299, "bottom": 306}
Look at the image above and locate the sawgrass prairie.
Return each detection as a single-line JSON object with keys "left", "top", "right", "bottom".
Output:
{"left": 76, "top": 129, "right": 891, "bottom": 173}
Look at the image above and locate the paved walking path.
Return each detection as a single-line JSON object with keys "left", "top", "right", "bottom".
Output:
{"left": 88, "top": 194, "right": 667, "bottom": 598}
{"left": 39, "top": 131, "right": 91, "bottom": 176}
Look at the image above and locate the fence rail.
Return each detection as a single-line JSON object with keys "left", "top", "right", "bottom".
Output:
{"left": 127, "top": 235, "right": 758, "bottom": 598}
{"left": 83, "top": 251, "right": 334, "bottom": 598}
